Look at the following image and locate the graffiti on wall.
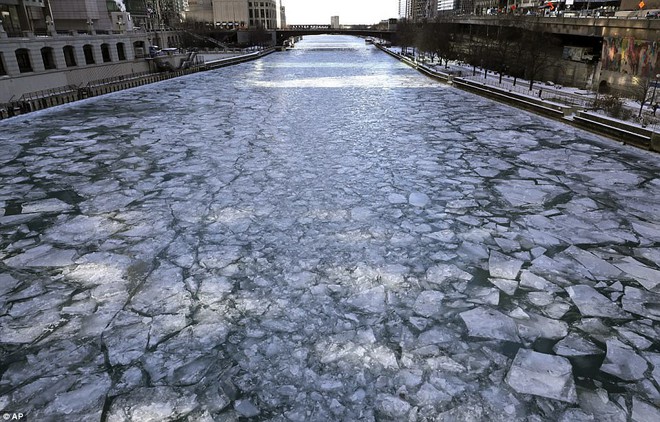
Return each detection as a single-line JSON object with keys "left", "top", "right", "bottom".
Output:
{"left": 602, "top": 37, "right": 659, "bottom": 78}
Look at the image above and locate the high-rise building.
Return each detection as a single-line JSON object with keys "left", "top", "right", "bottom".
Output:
{"left": 399, "top": 0, "right": 436, "bottom": 21}
{"left": 0, "top": 0, "right": 47, "bottom": 34}
{"left": 248, "top": 0, "right": 277, "bottom": 29}
{"left": 398, "top": 0, "right": 408, "bottom": 18}
{"left": 49, "top": 0, "right": 115, "bottom": 31}
{"left": 436, "top": 0, "right": 456, "bottom": 14}
{"left": 330, "top": 15, "right": 339, "bottom": 28}
{"left": 278, "top": 0, "right": 285, "bottom": 28}
{"left": 186, "top": 0, "right": 275, "bottom": 28}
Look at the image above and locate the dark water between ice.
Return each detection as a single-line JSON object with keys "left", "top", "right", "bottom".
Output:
{"left": 1, "top": 35, "right": 659, "bottom": 421}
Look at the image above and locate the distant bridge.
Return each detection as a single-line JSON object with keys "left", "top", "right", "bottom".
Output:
{"left": 276, "top": 26, "right": 395, "bottom": 45}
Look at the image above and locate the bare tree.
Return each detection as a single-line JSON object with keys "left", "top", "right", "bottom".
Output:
{"left": 630, "top": 76, "right": 654, "bottom": 118}
{"left": 396, "top": 20, "right": 417, "bottom": 56}
{"left": 490, "top": 25, "right": 521, "bottom": 84}
{"left": 462, "top": 26, "right": 489, "bottom": 77}
{"left": 520, "top": 24, "right": 560, "bottom": 91}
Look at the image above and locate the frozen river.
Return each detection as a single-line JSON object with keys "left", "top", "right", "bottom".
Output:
{"left": 1, "top": 35, "right": 660, "bottom": 421}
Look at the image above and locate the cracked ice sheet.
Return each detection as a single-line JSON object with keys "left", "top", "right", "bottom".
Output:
{"left": 1, "top": 35, "right": 660, "bottom": 420}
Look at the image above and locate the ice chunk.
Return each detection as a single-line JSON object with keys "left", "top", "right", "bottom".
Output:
{"left": 197, "top": 277, "right": 233, "bottom": 308}
{"left": 130, "top": 264, "right": 191, "bottom": 316}
{"left": 615, "top": 328, "right": 653, "bottom": 350}
{"left": 505, "top": 349, "right": 577, "bottom": 403}
{"left": 465, "top": 287, "right": 500, "bottom": 306}
{"left": 644, "top": 352, "right": 660, "bottom": 387}
{"left": 235, "top": 399, "right": 260, "bottom": 417}
{"left": 494, "top": 237, "right": 520, "bottom": 253}
{"left": 426, "top": 264, "right": 472, "bottom": 285}
{"left": 489, "top": 278, "right": 518, "bottom": 295}
{"left": 495, "top": 180, "right": 566, "bottom": 207}
{"left": 615, "top": 258, "right": 660, "bottom": 291}
{"left": 44, "top": 215, "right": 122, "bottom": 244}
{"left": 412, "top": 290, "right": 444, "bottom": 317}
{"left": 417, "top": 327, "right": 456, "bottom": 347}
{"left": 566, "top": 285, "right": 630, "bottom": 319}
{"left": 519, "top": 271, "right": 559, "bottom": 292}
{"left": 4, "top": 245, "right": 76, "bottom": 268}
{"left": 388, "top": 193, "right": 407, "bottom": 204}
{"left": 558, "top": 409, "right": 595, "bottom": 422}
{"left": 564, "top": 246, "right": 622, "bottom": 279}
{"left": 488, "top": 251, "right": 523, "bottom": 280}
{"left": 460, "top": 307, "right": 520, "bottom": 342}
{"left": 347, "top": 285, "right": 386, "bottom": 314}
{"left": 632, "top": 397, "right": 660, "bottom": 422}
{"left": 631, "top": 220, "right": 660, "bottom": 242}
{"left": 600, "top": 339, "right": 648, "bottom": 381}
{"left": 513, "top": 311, "right": 568, "bottom": 341}
{"left": 350, "top": 207, "right": 373, "bottom": 221}
{"left": 395, "top": 370, "right": 423, "bottom": 389}
{"left": 42, "top": 373, "right": 110, "bottom": 418}
{"left": 103, "top": 311, "right": 150, "bottom": 366}
{"left": 553, "top": 333, "right": 604, "bottom": 357}
{"left": 409, "top": 192, "right": 430, "bottom": 207}
{"left": 106, "top": 386, "right": 197, "bottom": 420}
{"left": 577, "top": 388, "right": 627, "bottom": 422}
{"left": 376, "top": 394, "right": 411, "bottom": 418}
{"left": 415, "top": 382, "right": 451, "bottom": 405}
{"left": 21, "top": 198, "right": 73, "bottom": 214}
{"left": 0, "top": 273, "right": 20, "bottom": 297}
{"left": 622, "top": 286, "right": 660, "bottom": 321}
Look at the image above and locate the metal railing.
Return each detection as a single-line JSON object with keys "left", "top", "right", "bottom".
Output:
{"left": 461, "top": 73, "right": 595, "bottom": 108}
{"left": 19, "top": 85, "right": 79, "bottom": 101}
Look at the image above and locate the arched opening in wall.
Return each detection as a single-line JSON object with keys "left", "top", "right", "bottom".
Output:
{"left": 133, "top": 41, "right": 145, "bottom": 58}
{"left": 83, "top": 44, "right": 95, "bottom": 65}
{"left": 117, "top": 43, "right": 126, "bottom": 60}
{"left": 63, "top": 46, "right": 77, "bottom": 67}
{"left": 41, "top": 47, "right": 56, "bottom": 70}
{"left": 101, "top": 44, "right": 112, "bottom": 62}
{"left": 599, "top": 80, "right": 610, "bottom": 94}
{"left": 15, "top": 49, "right": 33, "bottom": 73}
{"left": 0, "top": 53, "right": 7, "bottom": 75}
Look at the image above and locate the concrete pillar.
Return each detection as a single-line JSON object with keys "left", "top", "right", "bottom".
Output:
{"left": 108, "top": 40, "right": 118, "bottom": 63}
{"left": 93, "top": 43, "right": 103, "bottom": 64}
{"left": 29, "top": 48, "right": 45, "bottom": 72}
{"left": 69, "top": 46, "right": 83, "bottom": 68}
{"left": 3, "top": 47, "right": 19, "bottom": 76}
{"left": 53, "top": 46, "right": 67, "bottom": 69}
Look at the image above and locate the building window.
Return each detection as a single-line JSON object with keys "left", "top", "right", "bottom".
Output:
{"left": 83, "top": 44, "right": 95, "bottom": 65}
{"left": 63, "top": 46, "right": 77, "bottom": 67}
{"left": 101, "top": 44, "right": 112, "bottom": 62}
{"left": 0, "top": 53, "right": 7, "bottom": 75}
{"left": 117, "top": 43, "right": 126, "bottom": 60}
{"left": 41, "top": 47, "right": 56, "bottom": 70}
{"left": 15, "top": 49, "right": 32, "bottom": 73}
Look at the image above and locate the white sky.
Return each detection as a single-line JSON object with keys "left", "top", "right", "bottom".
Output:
{"left": 281, "top": 0, "right": 400, "bottom": 25}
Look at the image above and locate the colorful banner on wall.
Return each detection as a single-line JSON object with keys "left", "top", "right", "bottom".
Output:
{"left": 602, "top": 37, "right": 659, "bottom": 78}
